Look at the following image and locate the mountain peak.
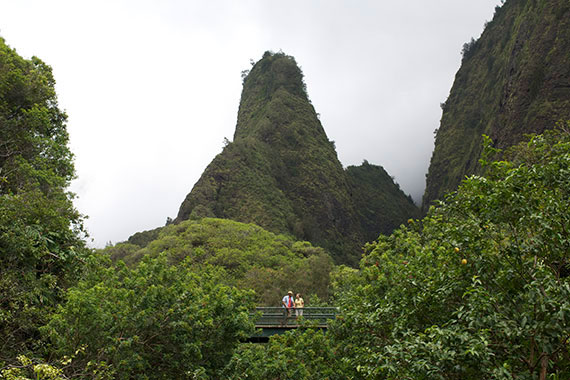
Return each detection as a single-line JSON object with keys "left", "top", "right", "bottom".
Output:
{"left": 235, "top": 51, "right": 309, "bottom": 141}
{"left": 175, "top": 52, "right": 418, "bottom": 265}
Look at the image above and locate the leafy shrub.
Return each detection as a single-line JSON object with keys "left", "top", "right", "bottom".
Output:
{"left": 223, "top": 328, "right": 345, "bottom": 379}
{"left": 42, "top": 254, "right": 256, "bottom": 379}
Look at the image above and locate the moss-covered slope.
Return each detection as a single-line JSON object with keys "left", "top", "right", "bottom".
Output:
{"left": 175, "top": 52, "right": 418, "bottom": 265}
{"left": 423, "top": 0, "right": 570, "bottom": 211}
{"left": 107, "top": 218, "right": 333, "bottom": 306}
{"left": 347, "top": 161, "right": 420, "bottom": 242}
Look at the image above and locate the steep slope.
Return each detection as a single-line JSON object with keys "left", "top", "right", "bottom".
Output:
{"left": 175, "top": 52, "right": 417, "bottom": 264}
{"left": 347, "top": 161, "right": 420, "bottom": 242}
{"left": 423, "top": 0, "right": 570, "bottom": 211}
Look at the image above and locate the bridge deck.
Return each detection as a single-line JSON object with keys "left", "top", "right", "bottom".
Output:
{"left": 248, "top": 307, "right": 338, "bottom": 340}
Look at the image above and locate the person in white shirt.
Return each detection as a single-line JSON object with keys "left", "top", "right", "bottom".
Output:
{"left": 282, "top": 290, "right": 295, "bottom": 317}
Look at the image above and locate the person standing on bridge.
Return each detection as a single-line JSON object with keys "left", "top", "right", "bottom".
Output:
{"left": 282, "top": 290, "right": 295, "bottom": 317}
{"left": 294, "top": 293, "right": 304, "bottom": 317}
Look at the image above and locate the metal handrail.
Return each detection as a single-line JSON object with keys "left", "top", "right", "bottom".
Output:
{"left": 252, "top": 307, "right": 339, "bottom": 327}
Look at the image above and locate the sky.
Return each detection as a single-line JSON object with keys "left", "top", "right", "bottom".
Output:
{"left": 0, "top": 0, "right": 502, "bottom": 247}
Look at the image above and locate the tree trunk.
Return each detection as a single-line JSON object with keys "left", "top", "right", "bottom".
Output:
{"left": 539, "top": 353, "right": 548, "bottom": 380}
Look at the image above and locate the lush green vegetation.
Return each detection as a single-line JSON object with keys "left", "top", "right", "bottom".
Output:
{"left": 2, "top": 255, "right": 257, "bottom": 380}
{"left": 332, "top": 128, "right": 570, "bottom": 379}
{"left": 43, "top": 254, "right": 256, "bottom": 379}
{"left": 103, "top": 217, "right": 334, "bottom": 306}
{"left": 229, "top": 127, "right": 570, "bottom": 379}
{"left": 176, "top": 51, "right": 418, "bottom": 265}
{"left": 5, "top": 125, "right": 569, "bottom": 379}
{"left": 0, "top": 36, "right": 89, "bottom": 362}
{"left": 223, "top": 327, "right": 343, "bottom": 379}
{"left": 423, "top": 0, "right": 570, "bottom": 211}
{"left": 347, "top": 161, "right": 419, "bottom": 242}
{"left": 2, "top": 3, "right": 570, "bottom": 375}
{"left": 0, "top": 37, "right": 283, "bottom": 380}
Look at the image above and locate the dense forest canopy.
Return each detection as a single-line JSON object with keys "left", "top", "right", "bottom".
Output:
{"left": 105, "top": 217, "right": 334, "bottom": 306}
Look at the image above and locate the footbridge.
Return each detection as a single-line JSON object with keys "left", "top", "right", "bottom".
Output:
{"left": 247, "top": 307, "right": 339, "bottom": 342}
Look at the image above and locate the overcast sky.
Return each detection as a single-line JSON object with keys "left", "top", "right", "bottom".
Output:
{"left": 0, "top": 0, "right": 501, "bottom": 247}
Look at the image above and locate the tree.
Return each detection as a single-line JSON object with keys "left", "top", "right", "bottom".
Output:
{"left": 42, "top": 254, "right": 256, "bottom": 379}
{"left": 331, "top": 128, "right": 570, "bottom": 379}
{"left": 0, "top": 36, "right": 88, "bottom": 360}
{"left": 223, "top": 327, "right": 345, "bottom": 379}
{"left": 461, "top": 37, "right": 478, "bottom": 60}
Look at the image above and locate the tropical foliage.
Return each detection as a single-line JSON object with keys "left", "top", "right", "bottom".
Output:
{"left": 42, "top": 255, "right": 255, "bottom": 379}
{"left": 2, "top": 4, "right": 570, "bottom": 376}
{"left": 0, "top": 36, "right": 88, "bottom": 361}
{"left": 330, "top": 128, "right": 570, "bottom": 379}
{"left": 223, "top": 327, "right": 344, "bottom": 379}
{"left": 222, "top": 127, "right": 569, "bottom": 379}
{"left": 104, "top": 218, "right": 334, "bottom": 306}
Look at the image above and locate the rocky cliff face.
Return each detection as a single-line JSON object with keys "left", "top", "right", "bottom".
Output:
{"left": 423, "top": 0, "right": 570, "bottom": 211}
{"left": 175, "top": 52, "right": 418, "bottom": 265}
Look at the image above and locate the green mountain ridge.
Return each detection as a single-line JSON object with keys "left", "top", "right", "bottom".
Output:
{"left": 422, "top": 0, "right": 570, "bottom": 211}
{"left": 111, "top": 217, "right": 333, "bottom": 306}
{"left": 174, "top": 52, "right": 418, "bottom": 265}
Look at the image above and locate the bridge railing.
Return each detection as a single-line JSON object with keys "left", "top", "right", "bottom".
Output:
{"left": 252, "top": 307, "right": 339, "bottom": 327}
